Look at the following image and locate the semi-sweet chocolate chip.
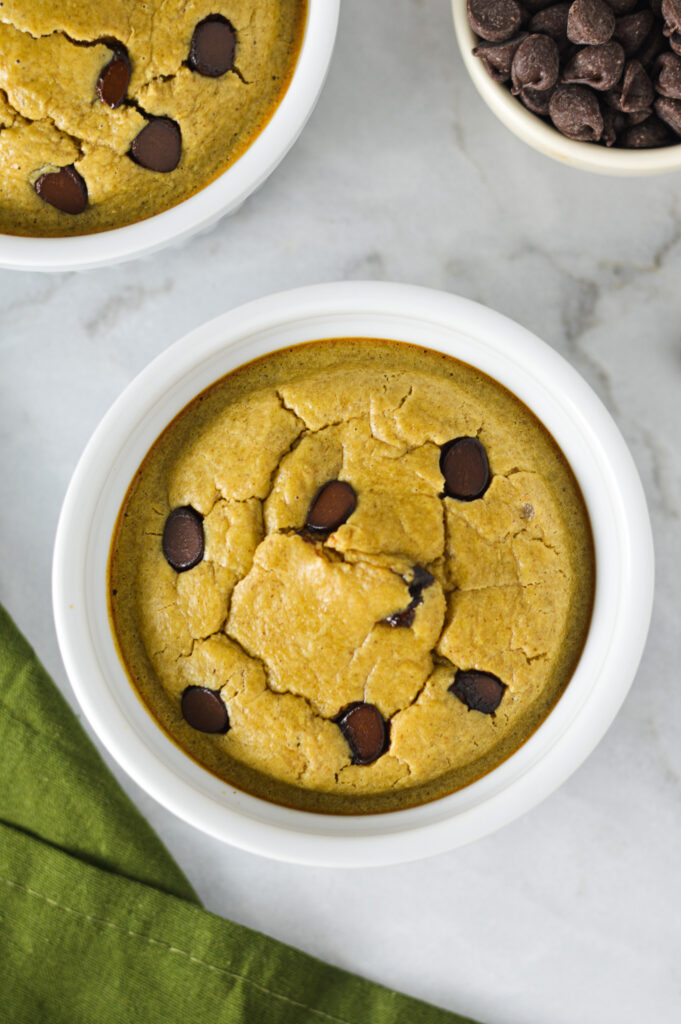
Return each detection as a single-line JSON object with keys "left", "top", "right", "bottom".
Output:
{"left": 440, "top": 437, "right": 490, "bottom": 500}
{"left": 608, "top": 59, "right": 655, "bottom": 110}
{"left": 384, "top": 566, "right": 435, "bottom": 628}
{"left": 562, "top": 41, "right": 625, "bottom": 89}
{"left": 181, "top": 686, "right": 229, "bottom": 733}
{"left": 511, "top": 34, "right": 561, "bottom": 92}
{"left": 130, "top": 117, "right": 182, "bottom": 172}
{"left": 606, "top": 0, "right": 638, "bottom": 14}
{"left": 34, "top": 165, "right": 88, "bottom": 214}
{"left": 567, "top": 0, "right": 616, "bottom": 45}
{"left": 467, "top": 0, "right": 524, "bottom": 42}
{"left": 663, "top": 0, "right": 681, "bottom": 34}
{"left": 334, "top": 702, "right": 388, "bottom": 765}
{"left": 189, "top": 15, "right": 237, "bottom": 77}
{"left": 520, "top": 84, "right": 556, "bottom": 113}
{"left": 655, "top": 51, "right": 681, "bottom": 96}
{"left": 162, "top": 506, "right": 204, "bottom": 571}
{"left": 306, "top": 480, "right": 357, "bottom": 532}
{"left": 550, "top": 82, "right": 604, "bottom": 137}
{"left": 655, "top": 93, "right": 681, "bottom": 131}
{"left": 473, "top": 33, "right": 528, "bottom": 83}
{"left": 96, "top": 45, "right": 131, "bottom": 107}
{"left": 529, "top": 4, "right": 571, "bottom": 42}
{"left": 449, "top": 670, "right": 506, "bottom": 715}
{"left": 623, "top": 113, "right": 671, "bottom": 143}
{"left": 614, "top": 10, "right": 655, "bottom": 55}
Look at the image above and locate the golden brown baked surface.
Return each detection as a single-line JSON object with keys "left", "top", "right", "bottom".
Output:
{"left": 109, "top": 338, "right": 595, "bottom": 814}
{"left": 0, "top": 1, "right": 305, "bottom": 236}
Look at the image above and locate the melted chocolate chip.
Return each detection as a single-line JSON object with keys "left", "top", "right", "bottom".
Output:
{"left": 162, "top": 506, "right": 204, "bottom": 572}
{"left": 96, "top": 45, "right": 131, "bottom": 107}
{"left": 550, "top": 82, "right": 604, "bottom": 138}
{"left": 306, "top": 481, "right": 357, "bottom": 533}
{"left": 467, "top": 0, "right": 523, "bottom": 42}
{"left": 34, "top": 165, "right": 88, "bottom": 214}
{"left": 440, "top": 437, "right": 490, "bottom": 501}
{"left": 334, "top": 703, "right": 388, "bottom": 765}
{"left": 450, "top": 670, "right": 506, "bottom": 715}
{"left": 384, "top": 566, "right": 435, "bottom": 628}
{"left": 130, "top": 117, "right": 182, "bottom": 172}
{"left": 181, "top": 686, "right": 229, "bottom": 733}
{"left": 512, "top": 34, "right": 561, "bottom": 93}
{"left": 567, "top": 0, "right": 616, "bottom": 45}
{"left": 189, "top": 15, "right": 237, "bottom": 76}
{"left": 562, "top": 42, "right": 625, "bottom": 89}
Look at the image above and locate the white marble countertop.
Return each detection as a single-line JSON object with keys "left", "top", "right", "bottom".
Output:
{"left": 1, "top": 2, "right": 680, "bottom": 1022}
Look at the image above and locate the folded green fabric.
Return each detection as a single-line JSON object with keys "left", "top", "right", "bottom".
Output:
{"left": 0, "top": 604, "right": 478, "bottom": 1024}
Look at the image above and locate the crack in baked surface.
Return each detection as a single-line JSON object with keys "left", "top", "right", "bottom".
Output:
{"left": 109, "top": 338, "right": 595, "bottom": 815}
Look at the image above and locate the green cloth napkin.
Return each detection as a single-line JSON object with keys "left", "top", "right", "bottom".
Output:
{"left": 0, "top": 604, "right": 478, "bottom": 1024}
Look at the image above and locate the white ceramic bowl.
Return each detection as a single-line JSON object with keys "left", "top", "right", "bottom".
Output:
{"left": 53, "top": 281, "right": 654, "bottom": 867}
{"left": 0, "top": 1, "right": 339, "bottom": 273}
{"left": 452, "top": 0, "right": 681, "bottom": 176}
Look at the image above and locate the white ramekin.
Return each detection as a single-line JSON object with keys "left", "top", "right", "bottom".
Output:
{"left": 53, "top": 281, "right": 654, "bottom": 867}
{"left": 0, "top": 1, "right": 339, "bottom": 272}
{"left": 452, "top": 0, "right": 681, "bottom": 176}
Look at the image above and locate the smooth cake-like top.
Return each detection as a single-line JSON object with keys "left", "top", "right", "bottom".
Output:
{"left": 0, "top": 1, "right": 306, "bottom": 236}
{"left": 109, "top": 338, "right": 595, "bottom": 814}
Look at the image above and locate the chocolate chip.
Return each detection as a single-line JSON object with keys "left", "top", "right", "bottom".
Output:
{"left": 306, "top": 481, "right": 357, "bottom": 533}
{"left": 130, "top": 117, "right": 182, "bottom": 172}
{"left": 654, "top": 94, "right": 681, "bottom": 133}
{"left": 334, "top": 703, "right": 388, "bottom": 765}
{"left": 162, "top": 506, "right": 204, "bottom": 572}
{"left": 567, "top": 0, "right": 616, "bottom": 45}
{"left": 600, "top": 102, "right": 621, "bottom": 144}
{"left": 663, "top": 0, "right": 681, "bottom": 35}
{"left": 638, "top": 22, "right": 669, "bottom": 68}
{"left": 96, "top": 45, "right": 131, "bottom": 107}
{"left": 467, "top": 0, "right": 524, "bottom": 42}
{"left": 383, "top": 565, "right": 435, "bottom": 628}
{"left": 188, "top": 15, "right": 237, "bottom": 77}
{"left": 550, "top": 82, "right": 604, "bottom": 137}
{"left": 625, "top": 107, "right": 653, "bottom": 123}
{"left": 655, "top": 51, "right": 681, "bottom": 96}
{"left": 607, "top": 59, "right": 655, "bottom": 110}
{"left": 606, "top": 0, "right": 638, "bottom": 13}
{"left": 528, "top": 4, "right": 571, "bottom": 43}
{"left": 614, "top": 11, "right": 655, "bottom": 56}
{"left": 440, "top": 437, "right": 491, "bottom": 501}
{"left": 520, "top": 83, "right": 556, "bottom": 112}
{"left": 449, "top": 670, "right": 506, "bottom": 715}
{"left": 181, "top": 687, "right": 229, "bottom": 733}
{"left": 473, "top": 33, "right": 528, "bottom": 82}
{"left": 562, "top": 42, "right": 625, "bottom": 89}
{"left": 34, "top": 165, "right": 88, "bottom": 214}
{"left": 622, "top": 112, "right": 672, "bottom": 143}
{"left": 512, "top": 34, "right": 561, "bottom": 92}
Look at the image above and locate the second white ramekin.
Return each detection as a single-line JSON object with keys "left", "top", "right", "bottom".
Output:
{"left": 0, "top": 1, "right": 339, "bottom": 272}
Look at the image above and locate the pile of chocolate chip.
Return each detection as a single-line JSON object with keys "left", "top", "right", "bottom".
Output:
{"left": 466, "top": 0, "right": 681, "bottom": 147}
